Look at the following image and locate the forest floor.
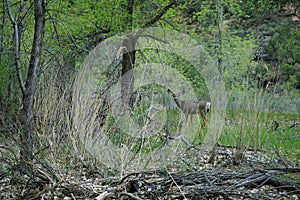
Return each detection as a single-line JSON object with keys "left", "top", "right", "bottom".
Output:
{"left": 1, "top": 145, "right": 299, "bottom": 200}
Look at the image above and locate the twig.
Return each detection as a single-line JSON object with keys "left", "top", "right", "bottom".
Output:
{"left": 119, "top": 171, "right": 157, "bottom": 184}
{"left": 165, "top": 168, "right": 188, "bottom": 200}
{"left": 272, "top": 146, "right": 289, "bottom": 168}
{"left": 119, "top": 192, "right": 143, "bottom": 200}
{"left": 204, "top": 172, "right": 215, "bottom": 187}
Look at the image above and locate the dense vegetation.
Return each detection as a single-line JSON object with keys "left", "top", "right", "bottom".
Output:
{"left": 0, "top": 0, "right": 299, "bottom": 199}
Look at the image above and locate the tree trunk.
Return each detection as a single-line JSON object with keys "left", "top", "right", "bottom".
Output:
{"left": 120, "top": 0, "right": 178, "bottom": 110}
{"left": 19, "top": 0, "right": 47, "bottom": 169}
{"left": 120, "top": 0, "right": 136, "bottom": 111}
{"left": 121, "top": 35, "right": 136, "bottom": 111}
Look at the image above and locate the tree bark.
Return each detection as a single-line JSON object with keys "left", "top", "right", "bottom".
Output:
{"left": 120, "top": 0, "right": 135, "bottom": 111}
{"left": 19, "top": 0, "right": 47, "bottom": 169}
{"left": 121, "top": 35, "right": 136, "bottom": 111}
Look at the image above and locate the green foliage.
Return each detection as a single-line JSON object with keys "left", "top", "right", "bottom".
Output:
{"left": 281, "top": 63, "right": 300, "bottom": 89}
{"left": 172, "top": 57, "right": 209, "bottom": 98}
{"left": 265, "top": 25, "right": 300, "bottom": 90}
{"left": 221, "top": 34, "right": 257, "bottom": 90}
{"left": 267, "top": 26, "right": 300, "bottom": 63}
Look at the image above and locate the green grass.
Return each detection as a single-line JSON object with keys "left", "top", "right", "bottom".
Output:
{"left": 159, "top": 106, "right": 300, "bottom": 163}
{"left": 217, "top": 109, "right": 300, "bottom": 162}
{"left": 105, "top": 104, "right": 299, "bottom": 166}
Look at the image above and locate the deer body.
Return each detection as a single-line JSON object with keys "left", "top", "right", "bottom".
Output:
{"left": 167, "top": 89, "right": 211, "bottom": 129}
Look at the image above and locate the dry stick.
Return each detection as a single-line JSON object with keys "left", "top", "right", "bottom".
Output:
{"left": 168, "top": 119, "right": 195, "bottom": 149}
{"left": 119, "top": 192, "right": 143, "bottom": 200}
{"left": 268, "top": 176, "right": 300, "bottom": 194}
{"left": 165, "top": 168, "right": 188, "bottom": 200}
{"left": 31, "top": 183, "right": 58, "bottom": 200}
{"left": 119, "top": 171, "right": 157, "bottom": 184}
{"left": 168, "top": 135, "right": 193, "bottom": 147}
{"left": 226, "top": 173, "right": 266, "bottom": 191}
{"left": 272, "top": 146, "right": 289, "bottom": 168}
{"left": 204, "top": 172, "right": 215, "bottom": 187}
{"left": 116, "top": 169, "right": 300, "bottom": 199}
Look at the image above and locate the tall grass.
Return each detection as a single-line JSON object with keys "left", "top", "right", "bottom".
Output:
{"left": 33, "top": 75, "right": 77, "bottom": 178}
{"left": 220, "top": 88, "right": 300, "bottom": 164}
{"left": 26, "top": 71, "right": 300, "bottom": 180}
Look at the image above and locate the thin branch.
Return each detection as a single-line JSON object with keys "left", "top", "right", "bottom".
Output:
{"left": 50, "top": 17, "right": 89, "bottom": 52}
{"left": 272, "top": 146, "right": 289, "bottom": 168}
{"left": 6, "top": 0, "right": 25, "bottom": 94}
{"left": 140, "top": 34, "right": 170, "bottom": 44}
{"left": 165, "top": 168, "right": 187, "bottom": 200}
{"left": 119, "top": 192, "right": 143, "bottom": 200}
{"left": 142, "top": 0, "right": 181, "bottom": 28}
{"left": 0, "top": 0, "right": 5, "bottom": 63}
{"left": 17, "top": 1, "right": 34, "bottom": 26}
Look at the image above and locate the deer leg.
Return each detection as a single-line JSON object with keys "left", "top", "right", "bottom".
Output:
{"left": 201, "top": 119, "right": 206, "bottom": 129}
{"left": 185, "top": 113, "right": 189, "bottom": 124}
{"left": 200, "top": 111, "right": 207, "bottom": 129}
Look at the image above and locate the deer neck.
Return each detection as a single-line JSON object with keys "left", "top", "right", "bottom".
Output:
{"left": 171, "top": 94, "right": 185, "bottom": 108}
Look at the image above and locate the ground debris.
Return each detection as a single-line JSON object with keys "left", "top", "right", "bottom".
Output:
{"left": 3, "top": 168, "right": 299, "bottom": 200}
{"left": 105, "top": 168, "right": 300, "bottom": 200}
{"left": 1, "top": 148, "right": 299, "bottom": 200}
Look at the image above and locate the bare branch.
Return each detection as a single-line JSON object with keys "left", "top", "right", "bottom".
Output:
{"left": 142, "top": 0, "right": 181, "bottom": 28}
{"left": 49, "top": 17, "right": 89, "bottom": 52}
{"left": 119, "top": 192, "right": 143, "bottom": 200}
{"left": 6, "top": 0, "right": 25, "bottom": 94}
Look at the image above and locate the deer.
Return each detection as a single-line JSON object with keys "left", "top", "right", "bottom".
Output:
{"left": 167, "top": 89, "right": 211, "bottom": 129}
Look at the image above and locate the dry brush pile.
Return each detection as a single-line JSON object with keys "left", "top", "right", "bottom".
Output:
{"left": 1, "top": 146, "right": 299, "bottom": 200}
